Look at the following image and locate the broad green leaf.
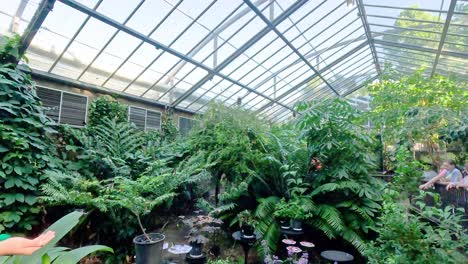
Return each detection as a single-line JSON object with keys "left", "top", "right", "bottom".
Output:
{"left": 0, "top": 145, "right": 8, "bottom": 153}
{"left": 41, "top": 254, "right": 51, "bottom": 264}
{"left": 3, "top": 194, "right": 16, "bottom": 205}
{"left": 53, "top": 245, "right": 113, "bottom": 264}
{"left": 24, "top": 195, "right": 37, "bottom": 205}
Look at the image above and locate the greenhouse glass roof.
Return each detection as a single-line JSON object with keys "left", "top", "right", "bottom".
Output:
{"left": 1, "top": 0, "right": 467, "bottom": 122}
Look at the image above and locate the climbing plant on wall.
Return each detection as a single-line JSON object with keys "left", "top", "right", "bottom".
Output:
{"left": 0, "top": 37, "right": 61, "bottom": 232}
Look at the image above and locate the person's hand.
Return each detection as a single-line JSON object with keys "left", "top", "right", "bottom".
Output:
{"left": 446, "top": 183, "right": 456, "bottom": 190}
{"left": 32, "top": 231, "right": 55, "bottom": 247}
{"left": 419, "top": 183, "right": 432, "bottom": 190}
{"left": 0, "top": 231, "right": 55, "bottom": 256}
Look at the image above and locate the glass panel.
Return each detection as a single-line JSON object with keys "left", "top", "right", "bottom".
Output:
{"left": 23, "top": 2, "right": 89, "bottom": 71}
{"left": 150, "top": 9, "right": 193, "bottom": 46}
{"left": 79, "top": 31, "right": 142, "bottom": 85}
{"left": 125, "top": 0, "right": 174, "bottom": 35}
{"left": 103, "top": 43, "right": 163, "bottom": 90}
{"left": 97, "top": 0, "right": 142, "bottom": 23}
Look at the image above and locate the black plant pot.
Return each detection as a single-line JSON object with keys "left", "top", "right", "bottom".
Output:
{"left": 279, "top": 218, "right": 290, "bottom": 230}
{"left": 291, "top": 219, "right": 302, "bottom": 231}
{"left": 133, "top": 233, "right": 165, "bottom": 264}
{"left": 189, "top": 242, "right": 204, "bottom": 258}
{"left": 241, "top": 224, "right": 255, "bottom": 238}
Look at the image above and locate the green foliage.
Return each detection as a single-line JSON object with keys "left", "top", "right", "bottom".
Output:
{"left": 189, "top": 103, "right": 269, "bottom": 210}
{"left": 87, "top": 96, "right": 127, "bottom": 127}
{"left": 0, "top": 34, "right": 23, "bottom": 64}
{"left": 0, "top": 211, "right": 112, "bottom": 264}
{"left": 273, "top": 197, "right": 314, "bottom": 221}
{"left": 61, "top": 117, "right": 147, "bottom": 179}
{"left": 365, "top": 190, "right": 467, "bottom": 264}
{"left": 190, "top": 103, "right": 268, "bottom": 181}
{"left": 296, "top": 98, "right": 383, "bottom": 253}
{"left": 236, "top": 210, "right": 257, "bottom": 227}
{"left": 43, "top": 116, "right": 192, "bottom": 258}
{"left": 207, "top": 257, "right": 242, "bottom": 264}
{"left": 160, "top": 110, "right": 179, "bottom": 142}
{"left": 368, "top": 71, "right": 467, "bottom": 166}
{"left": 391, "top": 147, "right": 424, "bottom": 196}
{"left": 41, "top": 150, "right": 211, "bottom": 250}
{"left": 0, "top": 47, "right": 60, "bottom": 232}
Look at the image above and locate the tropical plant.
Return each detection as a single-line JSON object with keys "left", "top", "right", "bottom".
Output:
{"left": 368, "top": 71, "right": 467, "bottom": 168}
{"left": 0, "top": 211, "right": 112, "bottom": 264}
{"left": 41, "top": 151, "right": 212, "bottom": 247}
{"left": 236, "top": 210, "right": 257, "bottom": 228}
{"left": 365, "top": 190, "right": 467, "bottom": 264}
{"left": 87, "top": 95, "right": 127, "bottom": 127}
{"left": 273, "top": 197, "right": 312, "bottom": 221}
{"left": 160, "top": 109, "right": 179, "bottom": 142}
{"left": 296, "top": 98, "right": 383, "bottom": 253}
{"left": 189, "top": 103, "right": 268, "bottom": 207}
{"left": 62, "top": 117, "right": 148, "bottom": 179}
{"left": 391, "top": 146, "right": 424, "bottom": 197}
{"left": 0, "top": 37, "right": 61, "bottom": 232}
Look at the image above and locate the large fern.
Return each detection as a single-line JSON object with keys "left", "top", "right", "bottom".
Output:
{"left": 297, "top": 98, "right": 384, "bottom": 253}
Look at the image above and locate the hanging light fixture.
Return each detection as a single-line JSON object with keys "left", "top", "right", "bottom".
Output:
{"left": 346, "top": 0, "right": 356, "bottom": 8}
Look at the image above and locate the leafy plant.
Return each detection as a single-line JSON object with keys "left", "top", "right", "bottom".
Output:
{"left": 365, "top": 190, "right": 467, "bottom": 264}
{"left": 61, "top": 117, "right": 147, "bottom": 179}
{"left": 0, "top": 211, "right": 112, "bottom": 264}
{"left": 160, "top": 110, "right": 179, "bottom": 142}
{"left": 391, "top": 146, "right": 424, "bottom": 197}
{"left": 296, "top": 98, "right": 383, "bottom": 253}
{"left": 87, "top": 95, "right": 127, "bottom": 127}
{"left": 42, "top": 152, "right": 212, "bottom": 242}
{"left": 237, "top": 210, "right": 257, "bottom": 227}
{"left": 189, "top": 103, "right": 268, "bottom": 208}
{"left": 273, "top": 197, "right": 313, "bottom": 221}
{"left": 0, "top": 38, "right": 61, "bottom": 232}
{"left": 368, "top": 71, "right": 467, "bottom": 168}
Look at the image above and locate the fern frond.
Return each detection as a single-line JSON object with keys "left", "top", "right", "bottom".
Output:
{"left": 317, "top": 204, "right": 345, "bottom": 232}
{"left": 342, "top": 228, "right": 366, "bottom": 253}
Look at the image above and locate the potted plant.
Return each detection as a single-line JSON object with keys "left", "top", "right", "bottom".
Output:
{"left": 237, "top": 210, "right": 257, "bottom": 238}
{"left": 182, "top": 215, "right": 222, "bottom": 258}
{"left": 103, "top": 175, "right": 177, "bottom": 264}
{"left": 274, "top": 198, "right": 310, "bottom": 231}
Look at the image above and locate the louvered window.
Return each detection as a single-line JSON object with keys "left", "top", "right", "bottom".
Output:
{"left": 36, "top": 87, "right": 60, "bottom": 122}
{"left": 179, "top": 117, "right": 197, "bottom": 137}
{"left": 36, "top": 87, "right": 88, "bottom": 126}
{"left": 146, "top": 110, "right": 161, "bottom": 130}
{"left": 128, "top": 106, "right": 161, "bottom": 131}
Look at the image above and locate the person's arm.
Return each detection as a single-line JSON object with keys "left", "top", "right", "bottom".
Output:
{"left": 0, "top": 231, "right": 55, "bottom": 256}
{"left": 420, "top": 169, "right": 447, "bottom": 190}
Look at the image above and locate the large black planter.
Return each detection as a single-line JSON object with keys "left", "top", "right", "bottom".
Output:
{"left": 133, "top": 233, "right": 165, "bottom": 264}
{"left": 189, "top": 241, "right": 204, "bottom": 258}
{"left": 291, "top": 219, "right": 302, "bottom": 231}
{"left": 241, "top": 224, "right": 254, "bottom": 238}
